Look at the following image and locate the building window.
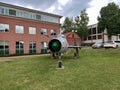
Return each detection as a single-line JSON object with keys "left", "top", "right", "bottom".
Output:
{"left": 29, "top": 42, "right": 36, "bottom": 54}
{"left": 9, "top": 9, "right": 16, "bottom": 16}
{"left": 92, "top": 28, "right": 96, "bottom": 34}
{"left": 41, "top": 42, "right": 47, "bottom": 49}
{"left": 0, "top": 23, "right": 9, "bottom": 32}
{"left": 89, "top": 29, "right": 92, "bottom": 35}
{"left": 32, "top": 14, "right": 36, "bottom": 19}
{"left": 0, "top": 41, "right": 9, "bottom": 56}
{"left": 0, "top": 7, "right": 60, "bottom": 23}
{"left": 16, "top": 25, "right": 24, "bottom": 34}
{"left": 41, "top": 42, "right": 47, "bottom": 54}
{"left": 119, "top": 35, "right": 120, "bottom": 39}
{"left": 0, "top": 7, "right": 4, "bottom": 14}
{"left": 0, "top": 7, "right": 9, "bottom": 15}
{"left": 4, "top": 8, "right": 9, "bottom": 15}
{"left": 16, "top": 10, "right": 24, "bottom": 17}
{"left": 29, "top": 27, "right": 36, "bottom": 35}
{"left": 98, "top": 35, "right": 102, "bottom": 39}
{"left": 36, "top": 14, "right": 41, "bottom": 20}
{"left": 16, "top": 41, "right": 24, "bottom": 55}
{"left": 41, "top": 15, "right": 59, "bottom": 23}
{"left": 88, "top": 36, "right": 91, "bottom": 40}
{"left": 41, "top": 28, "right": 47, "bottom": 35}
{"left": 98, "top": 28, "right": 102, "bottom": 33}
{"left": 24, "top": 12, "right": 29, "bottom": 18}
{"left": 51, "top": 29, "right": 56, "bottom": 35}
{"left": 93, "top": 35, "right": 96, "bottom": 40}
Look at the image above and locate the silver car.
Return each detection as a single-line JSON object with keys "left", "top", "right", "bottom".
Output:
{"left": 92, "top": 42, "right": 103, "bottom": 49}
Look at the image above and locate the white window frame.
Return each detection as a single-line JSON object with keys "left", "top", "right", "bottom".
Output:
{"left": 15, "top": 25, "right": 24, "bottom": 34}
{"left": 41, "top": 28, "right": 47, "bottom": 35}
{"left": 29, "top": 27, "right": 36, "bottom": 35}
{"left": 41, "top": 42, "right": 47, "bottom": 49}
{"left": 0, "top": 23, "right": 9, "bottom": 32}
{"left": 51, "top": 29, "right": 56, "bottom": 35}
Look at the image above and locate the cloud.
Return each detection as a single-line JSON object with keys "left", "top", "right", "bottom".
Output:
{"left": 0, "top": 0, "right": 57, "bottom": 10}
{"left": 57, "top": 0, "right": 91, "bottom": 23}
{"left": 46, "top": 6, "right": 56, "bottom": 13}
{"left": 87, "top": 0, "right": 109, "bottom": 25}
{"left": 0, "top": 0, "right": 91, "bottom": 23}
{"left": 0, "top": 0, "right": 119, "bottom": 25}
{"left": 57, "top": 0, "right": 70, "bottom": 6}
{"left": 87, "top": 0, "right": 120, "bottom": 25}
{"left": 58, "top": 5, "right": 62, "bottom": 10}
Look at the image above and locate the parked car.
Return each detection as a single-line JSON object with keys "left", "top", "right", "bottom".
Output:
{"left": 103, "top": 40, "right": 120, "bottom": 48}
{"left": 114, "top": 41, "right": 120, "bottom": 47}
{"left": 92, "top": 42, "right": 103, "bottom": 49}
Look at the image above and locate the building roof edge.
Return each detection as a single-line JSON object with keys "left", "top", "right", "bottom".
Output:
{"left": 0, "top": 2, "right": 62, "bottom": 18}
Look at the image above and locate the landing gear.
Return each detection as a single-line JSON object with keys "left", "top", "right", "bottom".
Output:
{"left": 56, "top": 53, "right": 64, "bottom": 69}
{"left": 74, "top": 47, "right": 79, "bottom": 58}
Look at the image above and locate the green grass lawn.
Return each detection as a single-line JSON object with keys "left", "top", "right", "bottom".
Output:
{"left": 0, "top": 48, "right": 120, "bottom": 90}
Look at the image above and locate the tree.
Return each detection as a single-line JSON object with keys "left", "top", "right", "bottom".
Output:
{"left": 61, "top": 9, "right": 89, "bottom": 43}
{"left": 61, "top": 17, "right": 74, "bottom": 33}
{"left": 75, "top": 9, "right": 89, "bottom": 41}
{"left": 98, "top": 2, "right": 120, "bottom": 40}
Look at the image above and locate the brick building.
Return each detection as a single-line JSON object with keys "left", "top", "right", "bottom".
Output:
{"left": 0, "top": 2, "right": 62, "bottom": 56}
{"left": 63, "top": 32, "right": 81, "bottom": 46}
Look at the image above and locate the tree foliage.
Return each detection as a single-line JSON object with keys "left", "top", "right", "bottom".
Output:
{"left": 61, "top": 17, "right": 74, "bottom": 33}
{"left": 62, "top": 9, "right": 89, "bottom": 40}
{"left": 98, "top": 2, "right": 120, "bottom": 39}
{"left": 75, "top": 9, "right": 89, "bottom": 39}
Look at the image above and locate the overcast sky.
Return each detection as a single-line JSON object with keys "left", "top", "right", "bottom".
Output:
{"left": 0, "top": 0, "right": 120, "bottom": 25}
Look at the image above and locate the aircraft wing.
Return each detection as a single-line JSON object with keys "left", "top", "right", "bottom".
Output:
{"left": 68, "top": 45, "right": 82, "bottom": 49}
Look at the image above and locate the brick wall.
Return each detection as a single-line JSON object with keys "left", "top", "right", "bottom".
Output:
{"left": 64, "top": 32, "right": 81, "bottom": 45}
{"left": 0, "top": 16, "right": 60, "bottom": 55}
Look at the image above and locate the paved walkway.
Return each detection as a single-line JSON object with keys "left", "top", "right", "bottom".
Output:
{"left": 0, "top": 54, "right": 49, "bottom": 61}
